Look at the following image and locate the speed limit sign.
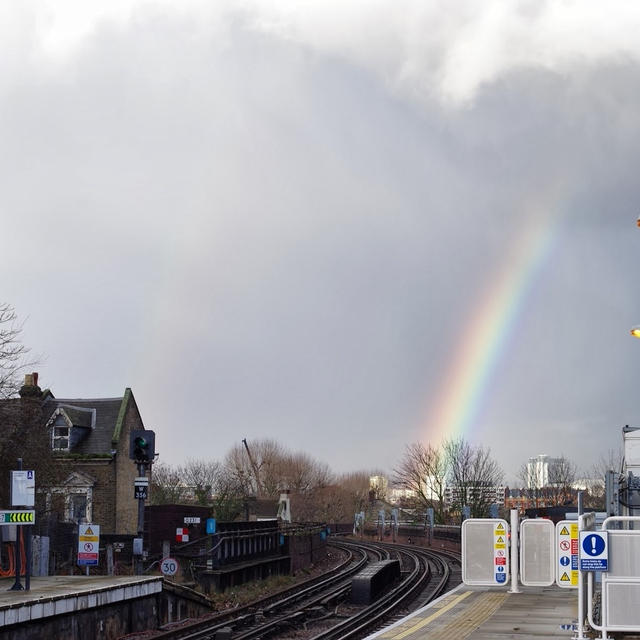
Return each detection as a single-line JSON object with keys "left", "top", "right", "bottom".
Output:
{"left": 161, "top": 557, "right": 179, "bottom": 576}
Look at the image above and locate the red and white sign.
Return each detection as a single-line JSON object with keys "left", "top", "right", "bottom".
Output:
{"left": 78, "top": 524, "right": 100, "bottom": 566}
{"left": 161, "top": 557, "right": 179, "bottom": 576}
{"left": 176, "top": 527, "right": 189, "bottom": 543}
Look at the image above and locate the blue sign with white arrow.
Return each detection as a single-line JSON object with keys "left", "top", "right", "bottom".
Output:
{"left": 579, "top": 531, "right": 608, "bottom": 571}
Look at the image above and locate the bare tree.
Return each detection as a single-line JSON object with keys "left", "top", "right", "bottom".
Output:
{"left": 393, "top": 442, "right": 448, "bottom": 524}
{"left": 224, "top": 438, "right": 333, "bottom": 500}
{"left": 0, "top": 303, "right": 34, "bottom": 399}
{"left": 223, "top": 443, "right": 256, "bottom": 497}
{"left": 517, "top": 461, "right": 546, "bottom": 509}
{"left": 0, "top": 308, "right": 62, "bottom": 512}
{"left": 445, "top": 438, "right": 504, "bottom": 519}
{"left": 583, "top": 448, "right": 624, "bottom": 509}
{"left": 149, "top": 462, "right": 184, "bottom": 504}
{"left": 224, "top": 439, "right": 287, "bottom": 498}
{"left": 336, "top": 471, "right": 371, "bottom": 515}
{"left": 178, "top": 458, "right": 221, "bottom": 505}
{"left": 280, "top": 452, "right": 333, "bottom": 495}
{"left": 547, "top": 455, "right": 577, "bottom": 506}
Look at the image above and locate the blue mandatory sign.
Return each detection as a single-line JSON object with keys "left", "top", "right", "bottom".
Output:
{"left": 496, "top": 573, "right": 506, "bottom": 583}
{"left": 582, "top": 534, "right": 605, "bottom": 557}
{"left": 560, "top": 556, "right": 570, "bottom": 566}
{"left": 579, "top": 531, "right": 608, "bottom": 571}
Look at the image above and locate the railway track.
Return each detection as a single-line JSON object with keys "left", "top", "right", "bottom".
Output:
{"left": 130, "top": 539, "right": 460, "bottom": 640}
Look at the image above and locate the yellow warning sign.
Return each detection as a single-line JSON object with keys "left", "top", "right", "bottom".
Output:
{"left": 494, "top": 543, "right": 506, "bottom": 549}
{"left": 85, "top": 527, "right": 94, "bottom": 535}
{"left": 496, "top": 523, "right": 505, "bottom": 531}
{"left": 496, "top": 536, "right": 505, "bottom": 543}
{"left": 560, "top": 572, "right": 570, "bottom": 582}
{"left": 560, "top": 526, "right": 569, "bottom": 536}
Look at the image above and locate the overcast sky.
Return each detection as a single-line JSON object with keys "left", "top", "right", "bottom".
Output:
{"left": 3, "top": 1, "right": 640, "bottom": 484}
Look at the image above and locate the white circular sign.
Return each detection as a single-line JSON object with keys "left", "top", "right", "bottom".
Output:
{"left": 161, "top": 557, "right": 179, "bottom": 576}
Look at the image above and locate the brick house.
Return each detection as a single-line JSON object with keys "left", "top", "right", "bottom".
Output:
{"left": 1, "top": 374, "right": 148, "bottom": 534}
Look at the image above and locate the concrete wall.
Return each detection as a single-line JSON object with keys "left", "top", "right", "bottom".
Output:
{"left": 0, "top": 579, "right": 215, "bottom": 640}
{"left": 0, "top": 593, "right": 159, "bottom": 640}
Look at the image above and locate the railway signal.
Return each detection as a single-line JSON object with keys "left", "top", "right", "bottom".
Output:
{"left": 129, "top": 430, "right": 155, "bottom": 463}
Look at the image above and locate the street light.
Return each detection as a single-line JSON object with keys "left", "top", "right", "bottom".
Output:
{"left": 631, "top": 218, "right": 640, "bottom": 335}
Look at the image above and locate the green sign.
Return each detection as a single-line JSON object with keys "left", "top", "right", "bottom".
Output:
{"left": 0, "top": 510, "right": 35, "bottom": 524}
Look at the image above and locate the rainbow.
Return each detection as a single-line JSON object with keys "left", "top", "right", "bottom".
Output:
{"left": 423, "top": 206, "right": 561, "bottom": 445}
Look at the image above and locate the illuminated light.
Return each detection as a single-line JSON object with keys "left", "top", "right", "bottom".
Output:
{"left": 631, "top": 326, "right": 640, "bottom": 338}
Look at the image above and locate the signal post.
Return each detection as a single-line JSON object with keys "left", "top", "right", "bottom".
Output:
{"left": 129, "top": 430, "right": 155, "bottom": 575}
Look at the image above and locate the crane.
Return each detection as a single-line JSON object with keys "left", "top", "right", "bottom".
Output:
{"left": 242, "top": 438, "right": 262, "bottom": 498}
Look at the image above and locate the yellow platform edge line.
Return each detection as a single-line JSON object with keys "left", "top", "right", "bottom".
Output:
{"left": 427, "top": 592, "right": 508, "bottom": 640}
{"left": 385, "top": 590, "right": 473, "bottom": 639}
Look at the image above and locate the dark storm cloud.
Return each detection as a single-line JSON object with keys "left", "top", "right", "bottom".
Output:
{"left": 3, "top": 2, "right": 640, "bottom": 481}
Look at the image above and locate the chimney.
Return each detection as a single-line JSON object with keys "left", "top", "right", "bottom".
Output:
{"left": 19, "top": 372, "right": 42, "bottom": 399}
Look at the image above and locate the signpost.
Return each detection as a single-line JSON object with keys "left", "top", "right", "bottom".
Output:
{"left": 78, "top": 524, "right": 100, "bottom": 571}
{"left": 8, "top": 461, "right": 34, "bottom": 591}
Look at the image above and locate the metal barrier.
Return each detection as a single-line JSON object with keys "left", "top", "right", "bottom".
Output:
{"left": 584, "top": 515, "right": 640, "bottom": 640}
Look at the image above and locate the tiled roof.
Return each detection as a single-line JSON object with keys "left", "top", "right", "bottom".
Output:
{"left": 42, "top": 395, "right": 127, "bottom": 455}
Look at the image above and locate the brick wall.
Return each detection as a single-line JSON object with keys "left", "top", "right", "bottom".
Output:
{"left": 113, "top": 398, "right": 145, "bottom": 535}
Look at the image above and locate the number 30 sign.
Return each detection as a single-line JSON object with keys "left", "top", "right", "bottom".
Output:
{"left": 161, "top": 557, "right": 179, "bottom": 576}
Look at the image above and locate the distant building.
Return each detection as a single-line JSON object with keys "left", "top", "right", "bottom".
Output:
{"left": 444, "top": 483, "right": 506, "bottom": 508}
{"left": 389, "top": 487, "right": 416, "bottom": 503}
{"left": 527, "top": 454, "right": 568, "bottom": 489}
{"left": 504, "top": 486, "right": 571, "bottom": 513}
{"left": 369, "top": 475, "right": 388, "bottom": 500}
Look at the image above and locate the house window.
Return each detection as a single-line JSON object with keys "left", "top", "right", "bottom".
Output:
{"left": 69, "top": 494, "right": 87, "bottom": 523}
{"left": 52, "top": 425, "right": 70, "bottom": 450}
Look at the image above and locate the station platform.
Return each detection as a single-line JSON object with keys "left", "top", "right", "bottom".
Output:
{"left": 365, "top": 584, "right": 578, "bottom": 640}
{"left": 0, "top": 576, "right": 162, "bottom": 638}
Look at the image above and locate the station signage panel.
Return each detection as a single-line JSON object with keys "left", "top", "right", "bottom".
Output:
{"left": 579, "top": 531, "right": 608, "bottom": 571}
{"left": 556, "top": 520, "right": 578, "bottom": 588}
{"left": 11, "top": 470, "right": 35, "bottom": 507}
{"left": 78, "top": 524, "right": 100, "bottom": 566}
{"left": 462, "top": 519, "right": 509, "bottom": 586}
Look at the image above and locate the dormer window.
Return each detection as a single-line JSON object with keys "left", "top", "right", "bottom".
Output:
{"left": 46, "top": 404, "right": 95, "bottom": 453}
{"left": 53, "top": 424, "right": 70, "bottom": 450}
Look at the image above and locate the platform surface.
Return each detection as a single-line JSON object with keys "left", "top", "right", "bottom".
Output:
{"left": 0, "top": 575, "right": 161, "bottom": 607}
{"left": 0, "top": 574, "right": 163, "bottom": 627}
{"left": 366, "top": 584, "right": 578, "bottom": 640}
